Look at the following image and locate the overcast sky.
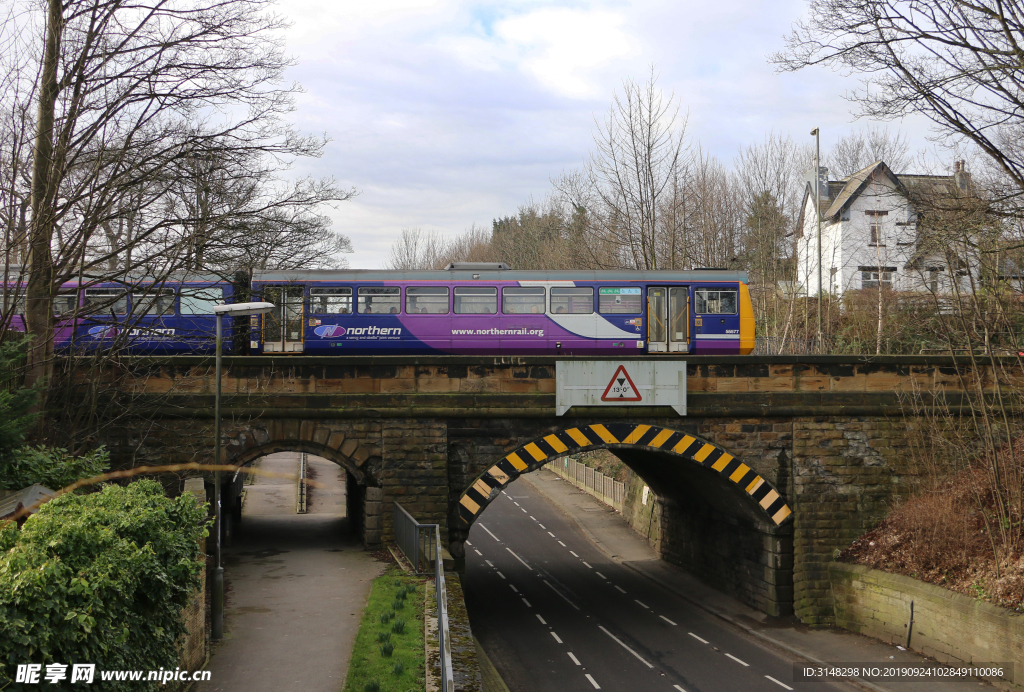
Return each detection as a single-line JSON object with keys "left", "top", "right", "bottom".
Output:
{"left": 278, "top": 0, "right": 927, "bottom": 269}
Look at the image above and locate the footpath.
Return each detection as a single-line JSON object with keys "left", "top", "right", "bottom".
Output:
{"left": 520, "top": 468, "right": 995, "bottom": 692}
{"left": 194, "top": 452, "right": 383, "bottom": 692}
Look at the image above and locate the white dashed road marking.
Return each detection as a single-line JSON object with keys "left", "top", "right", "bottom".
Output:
{"left": 582, "top": 561, "right": 592, "bottom": 568}
{"left": 538, "top": 524, "right": 546, "bottom": 529}
{"left": 543, "top": 579, "right": 581, "bottom": 610}
{"left": 522, "top": 598, "right": 532, "bottom": 607}
{"left": 510, "top": 585, "right": 518, "bottom": 593}
{"left": 688, "top": 633, "right": 708, "bottom": 644}
{"left": 536, "top": 614, "right": 547, "bottom": 625}
{"left": 479, "top": 524, "right": 501, "bottom": 542}
{"left": 485, "top": 560, "right": 493, "bottom": 567}
{"left": 765, "top": 676, "right": 793, "bottom": 690}
{"left": 496, "top": 571, "right": 506, "bottom": 580}
{"left": 725, "top": 654, "right": 749, "bottom": 667}
{"left": 548, "top": 531, "right": 556, "bottom": 537}
{"left": 613, "top": 585, "right": 626, "bottom": 594}
{"left": 506, "top": 547, "right": 533, "bottom": 571}
{"left": 598, "top": 626, "right": 654, "bottom": 669}
{"left": 570, "top": 551, "right": 579, "bottom": 557}
{"left": 474, "top": 550, "right": 482, "bottom": 556}
{"left": 634, "top": 600, "right": 648, "bottom": 609}
{"left": 558, "top": 541, "right": 567, "bottom": 547}
{"left": 550, "top": 632, "right": 563, "bottom": 644}
{"left": 673, "top": 686, "right": 687, "bottom": 692}
{"left": 595, "top": 572, "right": 606, "bottom": 579}
{"left": 585, "top": 673, "right": 601, "bottom": 689}
{"left": 568, "top": 652, "right": 581, "bottom": 666}
{"left": 660, "top": 615, "right": 677, "bottom": 626}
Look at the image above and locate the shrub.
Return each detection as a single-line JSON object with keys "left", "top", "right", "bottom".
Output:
{"left": 377, "top": 631, "right": 390, "bottom": 644}
{"left": 392, "top": 599, "right": 404, "bottom": 611}
{"left": 0, "top": 445, "right": 109, "bottom": 492}
{"left": 379, "top": 612, "right": 391, "bottom": 625}
{"left": 391, "top": 619, "right": 405, "bottom": 634}
{"left": 0, "top": 480, "right": 208, "bottom": 690}
{"left": 379, "top": 642, "right": 394, "bottom": 657}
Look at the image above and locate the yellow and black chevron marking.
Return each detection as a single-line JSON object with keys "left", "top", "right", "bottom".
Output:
{"left": 458, "top": 423, "right": 792, "bottom": 528}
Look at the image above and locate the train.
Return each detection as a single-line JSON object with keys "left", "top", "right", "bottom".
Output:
{"left": 2, "top": 264, "right": 755, "bottom": 356}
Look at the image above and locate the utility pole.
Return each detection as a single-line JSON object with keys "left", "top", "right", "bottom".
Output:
{"left": 811, "top": 128, "right": 822, "bottom": 351}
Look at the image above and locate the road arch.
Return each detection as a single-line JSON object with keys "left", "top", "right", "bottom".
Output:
{"left": 457, "top": 422, "right": 792, "bottom": 529}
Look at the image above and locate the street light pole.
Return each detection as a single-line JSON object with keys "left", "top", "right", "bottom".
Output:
{"left": 811, "top": 127, "right": 823, "bottom": 351}
{"left": 210, "top": 301, "right": 274, "bottom": 640}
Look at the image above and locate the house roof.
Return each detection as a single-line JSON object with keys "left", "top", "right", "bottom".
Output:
{"left": 822, "top": 161, "right": 904, "bottom": 221}
{"left": 0, "top": 484, "right": 55, "bottom": 520}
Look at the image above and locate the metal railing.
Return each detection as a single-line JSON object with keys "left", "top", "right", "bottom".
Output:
{"left": 393, "top": 502, "right": 453, "bottom": 692}
{"left": 296, "top": 453, "right": 308, "bottom": 514}
{"left": 545, "top": 458, "right": 625, "bottom": 511}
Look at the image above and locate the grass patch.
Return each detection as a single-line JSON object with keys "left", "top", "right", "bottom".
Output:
{"left": 344, "top": 567, "right": 425, "bottom": 692}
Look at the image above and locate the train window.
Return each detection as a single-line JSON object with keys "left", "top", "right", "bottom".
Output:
{"left": 84, "top": 288, "right": 128, "bottom": 315}
{"left": 695, "top": 289, "right": 737, "bottom": 314}
{"left": 502, "top": 287, "right": 545, "bottom": 314}
{"left": 132, "top": 289, "right": 175, "bottom": 316}
{"left": 597, "top": 287, "right": 642, "bottom": 314}
{"left": 550, "top": 287, "right": 593, "bottom": 314}
{"left": 310, "top": 287, "right": 352, "bottom": 314}
{"left": 0, "top": 291, "right": 24, "bottom": 315}
{"left": 358, "top": 287, "right": 401, "bottom": 314}
{"left": 54, "top": 292, "right": 78, "bottom": 316}
{"left": 180, "top": 287, "right": 224, "bottom": 315}
{"left": 454, "top": 286, "right": 497, "bottom": 314}
{"left": 406, "top": 286, "right": 449, "bottom": 314}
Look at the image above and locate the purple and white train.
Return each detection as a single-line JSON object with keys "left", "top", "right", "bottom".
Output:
{"left": 4, "top": 264, "right": 756, "bottom": 355}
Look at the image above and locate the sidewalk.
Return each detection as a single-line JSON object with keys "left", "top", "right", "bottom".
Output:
{"left": 194, "top": 453, "right": 383, "bottom": 692}
{"left": 520, "top": 469, "right": 996, "bottom": 692}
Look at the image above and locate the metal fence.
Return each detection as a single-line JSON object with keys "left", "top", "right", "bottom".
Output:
{"left": 393, "top": 503, "right": 453, "bottom": 692}
{"left": 545, "top": 458, "right": 625, "bottom": 511}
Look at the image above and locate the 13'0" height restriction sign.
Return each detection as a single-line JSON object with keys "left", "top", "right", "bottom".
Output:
{"left": 555, "top": 361, "right": 687, "bottom": 416}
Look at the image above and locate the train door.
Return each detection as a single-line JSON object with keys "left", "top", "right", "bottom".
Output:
{"left": 647, "top": 286, "right": 689, "bottom": 353}
{"left": 263, "top": 286, "right": 304, "bottom": 353}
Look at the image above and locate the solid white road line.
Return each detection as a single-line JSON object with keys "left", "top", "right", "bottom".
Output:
{"left": 595, "top": 572, "right": 606, "bottom": 579}
{"left": 568, "top": 652, "right": 581, "bottom": 666}
{"left": 479, "top": 524, "right": 501, "bottom": 542}
{"left": 634, "top": 600, "right": 649, "bottom": 609}
{"left": 536, "top": 614, "right": 547, "bottom": 625}
{"left": 551, "top": 632, "right": 563, "bottom": 644}
{"left": 659, "top": 615, "right": 677, "bottom": 626}
{"left": 570, "top": 551, "right": 579, "bottom": 557}
{"left": 522, "top": 598, "right": 532, "bottom": 607}
{"left": 585, "top": 673, "right": 601, "bottom": 689}
{"left": 582, "top": 561, "right": 592, "bottom": 568}
{"left": 614, "top": 585, "right": 626, "bottom": 594}
{"left": 598, "top": 626, "right": 654, "bottom": 668}
{"left": 688, "top": 633, "right": 708, "bottom": 644}
{"left": 765, "top": 676, "right": 794, "bottom": 690}
{"left": 506, "top": 547, "right": 533, "bottom": 570}
{"left": 496, "top": 571, "right": 506, "bottom": 579}
{"left": 543, "top": 579, "right": 581, "bottom": 610}
{"left": 474, "top": 549, "right": 482, "bottom": 556}
{"left": 510, "top": 585, "right": 518, "bottom": 593}
{"left": 725, "top": 654, "right": 749, "bottom": 667}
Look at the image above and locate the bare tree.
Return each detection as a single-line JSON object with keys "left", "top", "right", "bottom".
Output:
{"left": 1, "top": 0, "right": 353, "bottom": 387}
{"left": 827, "top": 126, "right": 912, "bottom": 178}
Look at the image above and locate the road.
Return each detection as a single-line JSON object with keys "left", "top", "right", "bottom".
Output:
{"left": 462, "top": 476, "right": 852, "bottom": 692}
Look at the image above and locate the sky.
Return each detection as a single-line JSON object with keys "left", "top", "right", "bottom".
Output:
{"left": 277, "top": 0, "right": 930, "bottom": 269}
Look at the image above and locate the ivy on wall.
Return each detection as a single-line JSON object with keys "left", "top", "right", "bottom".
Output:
{"left": 0, "top": 481, "right": 209, "bottom": 690}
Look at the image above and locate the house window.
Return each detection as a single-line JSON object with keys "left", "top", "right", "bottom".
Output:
{"left": 860, "top": 267, "right": 894, "bottom": 290}
{"left": 869, "top": 223, "right": 882, "bottom": 245}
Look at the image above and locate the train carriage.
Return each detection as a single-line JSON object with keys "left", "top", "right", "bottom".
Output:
{"left": 250, "top": 265, "right": 754, "bottom": 356}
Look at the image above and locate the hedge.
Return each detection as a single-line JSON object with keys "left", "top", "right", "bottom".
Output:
{"left": 0, "top": 480, "right": 208, "bottom": 690}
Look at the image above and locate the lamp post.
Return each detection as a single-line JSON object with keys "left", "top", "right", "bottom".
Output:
{"left": 810, "top": 127, "right": 823, "bottom": 350}
{"left": 211, "top": 301, "right": 274, "bottom": 640}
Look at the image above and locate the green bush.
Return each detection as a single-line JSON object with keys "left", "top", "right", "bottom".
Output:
{"left": 391, "top": 619, "right": 405, "bottom": 634}
{"left": 0, "top": 480, "right": 208, "bottom": 690}
{"left": 0, "top": 445, "right": 109, "bottom": 492}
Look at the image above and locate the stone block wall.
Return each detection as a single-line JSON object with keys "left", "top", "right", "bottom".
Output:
{"left": 621, "top": 470, "right": 662, "bottom": 552}
{"left": 379, "top": 419, "right": 449, "bottom": 544}
{"left": 830, "top": 562, "right": 1021, "bottom": 689}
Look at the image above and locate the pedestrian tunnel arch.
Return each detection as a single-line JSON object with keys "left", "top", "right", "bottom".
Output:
{"left": 456, "top": 422, "right": 792, "bottom": 529}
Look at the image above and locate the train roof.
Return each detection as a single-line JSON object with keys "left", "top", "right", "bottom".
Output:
{"left": 252, "top": 268, "right": 749, "bottom": 283}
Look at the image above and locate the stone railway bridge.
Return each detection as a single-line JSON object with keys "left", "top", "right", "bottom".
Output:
{"left": 77, "top": 355, "right": 1017, "bottom": 625}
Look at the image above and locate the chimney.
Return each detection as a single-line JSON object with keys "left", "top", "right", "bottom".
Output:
{"left": 953, "top": 160, "right": 970, "bottom": 191}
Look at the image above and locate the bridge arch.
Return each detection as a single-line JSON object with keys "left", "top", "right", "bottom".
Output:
{"left": 456, "top": 422, "right": 792, "bottom": 529}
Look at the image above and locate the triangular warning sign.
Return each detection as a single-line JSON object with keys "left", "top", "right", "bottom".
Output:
{"left": 601, "top": 365, "right": 642, "bottom": 402}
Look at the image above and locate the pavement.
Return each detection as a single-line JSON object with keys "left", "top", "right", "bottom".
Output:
{"left": 194, "top": 452, "right": 383, "bottom": 692}
{"left": 503, "top": 464, "right": 991, "bottom": 692}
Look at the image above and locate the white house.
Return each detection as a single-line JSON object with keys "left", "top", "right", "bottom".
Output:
{"left": 795, "top": 160, "right": 975, "bottom": 298}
